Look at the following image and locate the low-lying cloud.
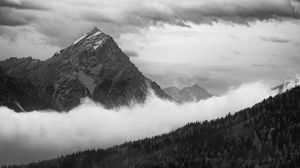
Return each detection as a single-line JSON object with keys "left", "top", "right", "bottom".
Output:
{"left": 0, "top": 81, "right": 286, "bottom": 166}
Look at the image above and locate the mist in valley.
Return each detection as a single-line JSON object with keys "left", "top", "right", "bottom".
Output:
{"left": 0, "top": 80, "right": 289, "bottom": 165}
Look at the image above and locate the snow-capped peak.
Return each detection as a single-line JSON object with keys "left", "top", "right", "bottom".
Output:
{"left": 87, "top": 31, "right": 102, "bottom": 40}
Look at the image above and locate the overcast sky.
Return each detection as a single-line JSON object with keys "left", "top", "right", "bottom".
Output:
{"left": 0, "top": 0, "right": 300, "bottom": 93}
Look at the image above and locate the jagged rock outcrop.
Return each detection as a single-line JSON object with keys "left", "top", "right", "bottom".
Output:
{"left": 0, "top": 28, "right": 171, "bottom": 112}
{"left": 163, "top": 84, "right": 212, "bottom": 102}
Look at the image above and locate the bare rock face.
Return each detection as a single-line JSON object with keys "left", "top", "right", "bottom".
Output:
{"left": 0, "top": 67, "right": 52, "bottom": 112}
{"left": 0, "top": 28, "right": 171, "bottom": 112}
{"left": 163, "top": 84, "right": 212, "bottom": 102}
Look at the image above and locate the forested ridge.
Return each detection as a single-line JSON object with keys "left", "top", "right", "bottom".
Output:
{"left": 3, "top": 86, "right": 300, "bottom": 168}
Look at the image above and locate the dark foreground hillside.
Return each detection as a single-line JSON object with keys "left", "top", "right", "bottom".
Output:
{"left": 3, "top": 86, "right": 300, "bottom": 168}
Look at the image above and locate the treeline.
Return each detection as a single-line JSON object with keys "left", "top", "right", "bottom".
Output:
{"left": 3, "top": 86, "right": 300, "bottom": 168}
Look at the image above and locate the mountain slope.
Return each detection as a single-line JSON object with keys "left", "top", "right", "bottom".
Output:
{"left": 163, "top": 84, "right": 212, "bottom": 102}
{"left": 5, "top": 86, "right": 300, "bottom": 168}
{"left": 0, "top": 28, "right": 170, "bottom": 111}
{"left": 0, "top": 67, "right": 52, "bottom": 112}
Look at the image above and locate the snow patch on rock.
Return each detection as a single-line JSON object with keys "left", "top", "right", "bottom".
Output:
{"left": 88, "top": 31, "right": 102, "bottom": 40}
{"left": 73, "top": 34, "right": 87, "bottom": 45}
{"left": 93, "top": 39, "right": 104, "bottom": 50}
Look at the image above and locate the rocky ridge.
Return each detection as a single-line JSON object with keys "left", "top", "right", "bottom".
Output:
{"left": 163, "top": 84, "right": 212, "bottom": 102}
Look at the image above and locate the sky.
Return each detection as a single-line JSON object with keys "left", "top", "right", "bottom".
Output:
{"left": 0, "top": 0, "right": 300, "bottom": 93}
{"left": 1, "top": 0, "right": 300, "bottom": 165}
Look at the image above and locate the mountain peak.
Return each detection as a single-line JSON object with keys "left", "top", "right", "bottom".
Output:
{"left": 71, "top": 27, "right": 108, "bottom": 47}
{"left": 88, "top": 27, "right": 103, "bottom": 35}
{"left": 86, "top": 27, "right": 107, "bottom": 40}
{"left": 0, "top": 28, "right": 171, "bottom": 111}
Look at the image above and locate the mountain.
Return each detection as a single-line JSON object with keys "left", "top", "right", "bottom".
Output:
{"left": 163, "top": 84, "right": 212, "bottom": 102}
{"left": 0, "top": 28, "right": 171, "bottom": 112}
{"left": 4, "top": 86, "right": 300, "bottom": 168}
{"left": 0, "top": 67, "right": 51, "bottom": 112}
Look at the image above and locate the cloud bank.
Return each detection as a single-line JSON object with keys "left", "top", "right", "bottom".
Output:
{"left": 0, "top": 81, "right": 283, "bottom": 166}
{"left": 0, "top": 0, "right": 300, "bottom": 46}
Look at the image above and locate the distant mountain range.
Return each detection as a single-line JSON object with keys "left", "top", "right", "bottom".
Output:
{"left": 4, "top": 84, "right": 300, "bottom": 168}
{"left": 163, "top": 84, "right": 212, "bottom": 102}
{"left": 0, "top": 28, "right": 171, "bottom": 112}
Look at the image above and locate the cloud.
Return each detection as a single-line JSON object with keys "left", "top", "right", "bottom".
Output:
{"left": 124, "top": 50, "right": 139, "bottom": 57}
{"left": 232, "top": 50, "right": 242, "bottom": 55}
{"left": 220, "top": 55, "right": 232, "bottom": 61}
{"left": 252, "top": 64, "right": 277, "bottom": 68}
{"left": 0, "top": 8, "right": 33, "bottom": 26}
{"left": 289, "top": 56, "right": 300, "bottom": 67}
{"left": 1, "top": 0, "right": 300, "bottom": 46}
{"left": 0, "top": 81, "right": 283, "bottom": 166}
{"left": 259, "top": 36, "right": 292, "bottom": 43}
{"left": 0, "top": 0, "right": 46, "bottom": 26}
{"left": 0, "top": 0, "right": 46, "bottom": 10}
{"left": 291, "top": 0, "right": 300, "bottom": 13}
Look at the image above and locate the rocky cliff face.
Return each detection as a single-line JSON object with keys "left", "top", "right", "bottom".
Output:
{"left": 0, "top": 67, "right": 53, "bottom": 112}
{"left": 163, "top": 84, "right": 212, "bottom": 102}
{"left": 0, "top": 28, "right": 171, "bottom": 112}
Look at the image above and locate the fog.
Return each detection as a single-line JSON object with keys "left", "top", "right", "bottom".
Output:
{"left": 0, "top": 81, "right": 295, "bottom": 166}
